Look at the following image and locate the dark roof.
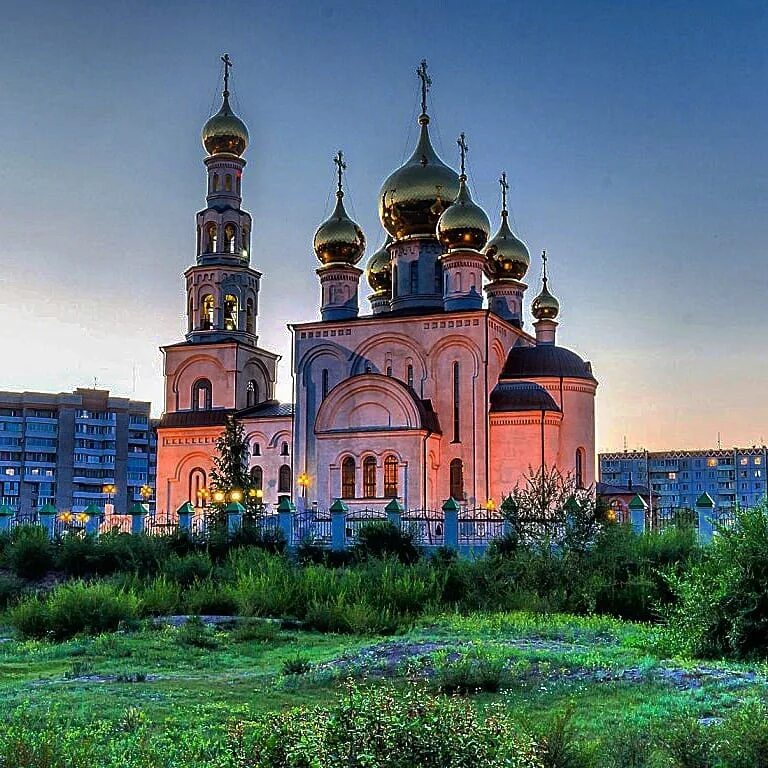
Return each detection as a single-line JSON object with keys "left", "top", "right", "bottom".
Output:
{"left": 489, "top": 382, "right": 561, "bottom": 413}
{"left": 500, "top": 343, "right": 596, "bottom": 382}
{"left": 596, "top": 482, "right": 652, "bottom": 496}
{"left": 236, "top": 399, "right": 294, "bottom": 419}
{"left": 159, "top": 409, "right": 235, "bottom": 428}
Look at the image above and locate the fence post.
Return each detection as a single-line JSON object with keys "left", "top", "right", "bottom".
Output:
{"left": 83, "top": 504, "right": 103, "bottom": 536}
{"left": 0, "top": 505, "right": 13, "bottom": 534}
{"left": 696, "top": 492, "right": 716, "bottom": 544}
{"left": 628, "top": 494, "right": 647, "bottom": 535}
{"left": 385, "top": 498, "right": 403, "bottom": 529}
{"left": 129, "top": 503, "right": 148, "bottom": 535}
{"left": 38, "top": 503, "right": 58, "bottom": 539}
{"left": 277, "top": 497, "right": 296, "bottom": 548}
{"left": 226, "top": 501, "right": 244, "bottom": 536}
{"left": 176, "top": 502, "right": 194, "bottom": 533}
{"left": 330, "top": 498, "right": 349, "bottom": 551}
{"left": 442, "top": 497, "right": 460, "bottom": 551}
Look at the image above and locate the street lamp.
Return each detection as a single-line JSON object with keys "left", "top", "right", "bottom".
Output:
{"left": 485, "top": 499, "right": 497, "bottom": 512}
{"left": 230, "top": 489, "right": 243, "bottom": 503}
{"left": 297, "top": 473, "right": 310, "bottom": 498}
{"left": 196, "top": 488, "right": 210, "bottom": 508}
{"left": 102, "top": 484, "right": 117, "bottom": 514}
{"left": 140, "top": 485, "right": 153, "bottom": 503}
{"left": 212, "top": 490, "right": 226, "bottom": 504}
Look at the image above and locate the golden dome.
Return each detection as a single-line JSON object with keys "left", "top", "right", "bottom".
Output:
{"left": 202, "top": 93, "right": 249, "bottom": 156}
{"left": 484, "top": 212, "right": 530, "bottom": 280}
{"left": 378, "top": 115, "right": 460, "bottom": 240}
{"left": 532, "top": 253, "right": 560, "bottom": 320}
{"left": 314, "top": 191, "right": 365, "bottom": 266}
{"left": 366, "top": 236, "right": 393, "bottom": 294}
{"left": 436, "top": 175, "right": 490, "bottom": 251}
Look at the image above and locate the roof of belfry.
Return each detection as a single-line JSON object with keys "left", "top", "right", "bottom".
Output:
{"left": 500, "top": 344, "right": 596, "bottom": 382}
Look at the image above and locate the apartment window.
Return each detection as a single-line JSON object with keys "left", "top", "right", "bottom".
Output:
{"left": 363, "top": 457, "right": 376, "bottom": 499}
{"left": 741, "top": 457, "right": 748, "bottom": 465}
{"left": 668, "top": 472, "right": 677, "bottom": 480}
{"left": 756, "top": 457, "right": 763, "bottom": 465}
{"left": 707, "top": 458, "right": 717, "bottom": 467}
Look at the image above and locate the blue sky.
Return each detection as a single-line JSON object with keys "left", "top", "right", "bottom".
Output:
{"left": 0, "top": 0, "right": 766, "bottom": 451}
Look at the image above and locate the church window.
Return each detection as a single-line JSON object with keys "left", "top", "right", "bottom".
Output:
{"left": 435, "top": 261, "right": 442, "bottom": 293}
{"left": 365, "top": 363, "right": 372, "bottom": 374}
{"left": 449, "top": 458, "right": 464, "bottom": 501}
{"left": 236, "top": 174, "right": 241, "bottom": 194}
{"left": 191, "top": 379, "right": 212, "bottom": 411}
{"left": 196, "top": 225, "right": 201, "bottom": 255}
{"left": 188, "top": 296, "right": 193, "bottom": 332}
{"left": 224, "top": 294, "right": 238, "bottom": 330}
{"left": 407, "top": 364, "right": 414, "bottom": 389}
{"left": 392, "top": 265, "right": 398, "bottom": 298}
{"left": 363, "top": 456, "right": 376, "bottom": 498}
{"left": 250, "top": 465, "right": 263, "bottom": 490}
{"left": 246, "top": 298, "right": 255, "bottom": 334}
{"left": 452, "top": 362, "right": 460, "bottom": 442}
{"left": 576, "top": 448, "right": 585, "bottom": 489}
{"left": 189, "top": 468, "right": 206, "bottom": 506}
{"left": 224, "top": 174, "right": 232, "bottom": 192}
{"left": 409, "top": 262, "right": 419, "bottom": 293}
{"left": 455, "top": 273, "right": 462, "bottom": 292}
{"left": 384, "top": 455, "right": 398, "bottom": 498}
{"left": 201, "top": 294, "right": 215, "bottom": 329}
{"left": 252, "top": 442, "right": 261, "bottom": 456}
{"left": 341, "top": 457, "right": 356, "bottom": 498}
{"left": 224, "top": 224, "right": 237, "bottom": 254}
{"left": 241, "top": 227, "right": 249, "bottom": 258}
{"left": 278, "top": 464, "right": 292, "bottom": 494}
{"left": 212, "top": 173, "right": 219, "bottom": 192}
{"left": 205, "top": 223, "right": 217, "bottom": 252}
{"left": 386, "top": 366, "right": 392, "bottom": 377}
{"left": 246, "top": 380, "right": 257, "bottom": 408}
{"left": 281, "top": 441, "right": 289, "bottom": 456}
{"left": 322, "top": 369, "right": 329, "bottom": 399}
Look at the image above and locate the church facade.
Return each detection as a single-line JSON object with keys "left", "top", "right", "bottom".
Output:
{"left": 155, "top": 61, "right": 597, "bottom": 517}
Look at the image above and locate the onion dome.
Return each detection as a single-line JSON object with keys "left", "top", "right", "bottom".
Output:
{"left": 484, "top": 172, "right": 530, "bottom": 280}
{"left": 367, "top": 235, "right": 393, "bottom": 294}
{"left": 202, "top": 56, "right": 249, "bottom": 156}
{"left": 531, "top": 251, "right": 560, "bottom": 320}
{"left": 499, "top": 344, "right": 595, "bottom": 381}
{"left": 378, "top": 62, "right": 460, "bottom": 240}
{"left": 436, "top": 135, "right": 490, "bottom": 251}
{"left": 314, "top": 151, "right": 366, "bottom": 266}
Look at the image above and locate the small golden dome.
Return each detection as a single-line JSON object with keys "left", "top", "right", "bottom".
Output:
{"left": 484, "top": 212, "right": 530, "bottom": 280}
{"left": 436, "top": 176, "right": 491, "bottom": 251}
{"left": 378, "top": 115, "right": 460, "bottom": 240}
{"left": 314, "top": 192, "right": 365, "bottom": 266}
{"left": 202, "top": 93, "right": 249, "bottom": 156}
{"left": 532, "top": 252, "right": 560, "bottom": 320}
{"left": 366, "top": 236, "right": 393, "bottom": 294}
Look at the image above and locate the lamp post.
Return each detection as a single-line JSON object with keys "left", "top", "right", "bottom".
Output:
{"left": 196, "top": 488, "right": 210, "bottom": 509}
{"left": 297, "top": 473, "right": 310, "bottom": 499}
{"left": 140, "top": 484, "right": 153, "bottom": 511}
{"left": 102, "top": 483, "right": 117, "bottom": 515}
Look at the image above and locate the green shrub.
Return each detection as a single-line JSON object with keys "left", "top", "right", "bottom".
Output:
{"left": 184, "top": 579, "right": 237, "bottom": 615}
{"left": 175, "top": 616, "right": 219, "bottom": 649}
{"left": 435, "top": 650, "right": 509, "bottom": 694}
{"left": 9, "top": 580, "right": 139, "bottom": 639}
{"left": 280, "top": 654, "right": 311, "bottom": 675}
{"left": 139, "top": 576, "right": 182, "bottom": 616}
{"left": 352, "top": 520, "right": 420, "bottom": 564}
{"left": 161, "top": 552, "right": 213, "bottom": 586}
{"left": 6, "top": 524, "right": 54, "bottom": 580}
{"left": 89, "top": 532, "right": 168, "bottom": 576}
{"left": 0, "top": 573, "right": 25, "bottom": 608}
{"left": 57, "top": 533, "right": 97, "bottom": 577}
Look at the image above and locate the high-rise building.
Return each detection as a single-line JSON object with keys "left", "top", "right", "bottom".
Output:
{"left": 599, "top": 447, "right": 768, "bottom": 513}
{"left": 0, "top": 388, "right": 156, "bottom": 515}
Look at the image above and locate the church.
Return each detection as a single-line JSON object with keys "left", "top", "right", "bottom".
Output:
{"left": 155, "top": 59, "right": 598, "bottom": 517}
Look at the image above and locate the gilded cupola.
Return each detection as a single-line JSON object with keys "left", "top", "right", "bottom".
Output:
{"left": 531, "top": 251, "right": 560, "bottom": 320}
{"left": 366, "top": 235, "right": 393, "bottom": 294}
{"left": 313, "top": 151, "right": 366, "bottom": 266}
{"left": 484, "top": 172, "right": 530, "bottom": 281}
{"left": 378, "top": 61, "right": 460, "bottom": 240}
{"left": 436, "top": 133, "right": 491, "bottom": 251}
{"left": 202, "top": 54, "right": 249, "bottom": 157}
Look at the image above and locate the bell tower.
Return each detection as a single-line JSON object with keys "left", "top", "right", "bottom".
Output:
{"left": 161, "top": 56, "right": 279, "bottom": 417}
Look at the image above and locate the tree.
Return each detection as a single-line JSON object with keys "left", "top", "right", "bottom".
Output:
{"left": 500, "top": 465, "right": 602, "bottom": 550}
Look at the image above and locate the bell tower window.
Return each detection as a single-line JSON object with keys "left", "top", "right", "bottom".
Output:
{"left": 205, "top": 223, "right": 217, "bottom": 253}
{"left": 191, "top": 379, "right": 212, "bottom": 411}
{"left": 409, "top": 262, "right": 418, "bottom": 293}
{"left": 242, "top": 227, "right": 249, "bottom": 258}
{"left": 246, "top": 380, "right": 257, "bottom": 407}
{"left": 246, "top": 298, "right": 255, "bottom": 334}
{"left": 224, "top": 295, "right": 238, "bottom": 331}
{"left": 224, "top": 174, "right": 232, "bottom": 192}
{"left": 212, "top": 173, "right": 219, "bottom": 192}
{"left": 434, "top": 261, "right": 442, "bottom": 293}
{"left": 200, "top": 295, "right": 215, "bottom": 330}
{"left": 224, "top": 224, "right": 237, "bottom": 254}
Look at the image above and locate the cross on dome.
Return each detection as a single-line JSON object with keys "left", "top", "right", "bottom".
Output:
{"left": 334, "top": 149, "right": 346, "bottom": 196}
{"left": 499, "top": 172, "right": 509, "bottom": 215}
{"left": 457, "top": 132, "right": 468, "bottom": 178}
{"left": 221, "top": 53, "right": 233, "bottom": 96}
{"left": 416, "top": 59, "right": 431, "bottom": 116}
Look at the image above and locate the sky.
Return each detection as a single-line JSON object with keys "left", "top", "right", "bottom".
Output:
{"left": 0, "top": 0, "right": 766, "bottom": 453}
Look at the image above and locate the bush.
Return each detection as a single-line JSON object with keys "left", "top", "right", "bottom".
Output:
{"left": 57, "top": 534, "right": 97, "bottom": 577}
{"left": 434, "top": 650, "right": 508, "bottom": 694}
{"left": 352, "top": 521, "right": 420, "bottom": 564}
{"left": 6, "top": 525, "right": 54, "bottom": 580}
{"left": 175, "top": 616, "right": 219, "bottom": 649}
{"left": 0, "top": 573, "right": 25, "bottom": 608}
{"left": 139, "top": 576, "right": 182, "bottom": 616}
{"left": 161, "top": 552, "right": 213, "bottom": 586}
{"left": 184, "top": 579, "right": 237, "bottom": 615}
{"left": 280, "top": 654, "right": 311, "bottom": 675}
{"left": 9, "top": 581, "right": 139, "bottom": 639}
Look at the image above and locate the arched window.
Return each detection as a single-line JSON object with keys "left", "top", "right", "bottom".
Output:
{"left": 196, "top": 225, "right": 201, "bottom": 255}
{"left": 392, "top": 265, "right": 398, "bottom": 298}
{"left": 452, "top": 362, "right": 460, "bottom": 443}
{"left": 280, "top": 441, "right": 289, "bottom": 456}
{"left": 188, "top": 296, "right": 193, "bottom": 332}
{"left": 191, "top": 379, "right": 212, "bottom": 411}
{"left": 407, "top": 364, "right": 414, "bottom": 389}
{"left": 278, "top": 464, "right": 292, "bottom": 494}
{"left": 250, "top": 465, "right": 263, "bottom": 490}
{"left": 189, "top": 468, "right": 206, "bottom": 506}
{"left": 236, "top": 175, "right": 241, "bottom": 195}
{"left": 449, "top": 458, "right": 464, "bottom": 501}
{"left": 363, "top": 456, "right": 376, "bottom": 498}
{"left": 246, "top": 380, "right": 257, "bottom": 408}
{"left": 224, "top": 174, "right": 232, "bottom": 192}
{"left": 341, "top": 457, "right": 356, "bottom": 498}
{"left": 434, "top": 261, "right": 442, "bottom": 293}
{"left": 252, "top": 441, "right": 261, "bottom": 456}
{"left": 224, "top": 294, "right": 238, "bottom": 330}
{"left": 384, "top": 455, "right": 398, "bottom": 498}
{"left": 455, "top": 272, "right": 462, "bottom": 292}
{"left": 246, "top": 298, "right": 255, "bottom": 334}
{"left": 201, "top": 294, "right": 215, "bottom": 329}
{"left": 205, "top": 222, "right": 217, "bottom": 252}
{"left": 576, "top": 448, "right": 585, "bottom": 489}
{"left": 224, "top": 223, "right": 237, "bottom": 254}
{"left": 241, "top": 227, "right": 249, "bottom": 258}
{"left": 322, "top": 369, "right": 329, "bottom": 399}
{"left": 212, "top": 173, "right": 219, "bottom": 192}
{"left": 365, "top": 363, "right": 372, "bottom": 374}
{"left": 386, "top": 366, "right": 392, "bottom": 377}
{"left": 409, "top": 261, "right": 419, "bottom": 293}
